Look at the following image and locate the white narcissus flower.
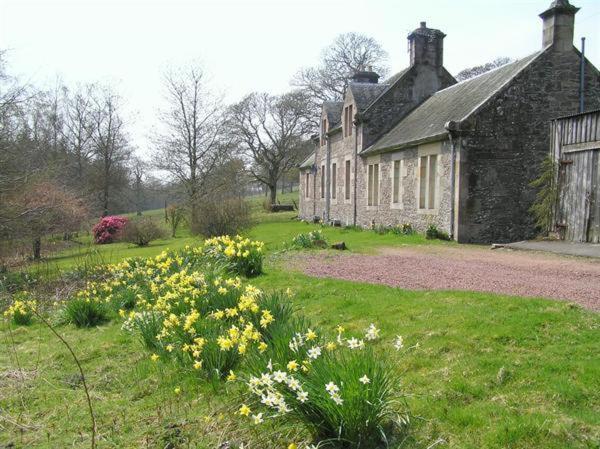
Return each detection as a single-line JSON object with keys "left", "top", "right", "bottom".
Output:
{"left": 365, "top": 323, "right": 380, "bottom": 341}
{"left": 296, "top": 390, "right": 308, "bottom": 403}
{"left": 331, "top": 393, "right": 344, "bottom": 405}
{"left": 347, "top": 337, "right": 364, "bottom": 349}
{"left": 286, "top": 377, "right": 301, "bottom": 391}
{"left": 359, "top": 375, "right": 371, "bottom": 384}
{"left": 325, "top": 382, "right": 339, "bottom": 394}
{"left": 394, "top": 335, "right": 404, "bottom": 351}
{"left": 272, "top": 370, "right": 287, "bottom": 383}
{"left": 252, "top": 413, "right": 264, "bottom": 424}
{"left": 307, "top": 346, "right": 322, "bottom": 359}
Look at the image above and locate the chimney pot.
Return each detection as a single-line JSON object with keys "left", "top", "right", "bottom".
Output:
{"left": 407, "top": 22, "right": 446, "bottom": 68}
{"left": 539, "top": 0, "right": 579, "bottom": 51}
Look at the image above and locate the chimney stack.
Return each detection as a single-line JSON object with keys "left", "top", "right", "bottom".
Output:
{"left": 407, "top": 22, "right": 446, "bottom": 68}
{"left": 351, "top": 69, "right": 380, "bottom": 84}
{"left": 539, "top": 0, "right": 579, "bottom": 51}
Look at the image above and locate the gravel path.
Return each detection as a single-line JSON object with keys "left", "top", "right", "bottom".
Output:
{"left": 299, "top": 246, "right": 600, "bottom": 311}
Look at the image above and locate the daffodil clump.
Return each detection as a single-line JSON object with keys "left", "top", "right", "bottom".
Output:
{"left": 3, "top": 292, "right": 36, "bottom": 325}
{"left": 291, "top": 230, "right": 327, "bottom": 249}
{"left": 66, "top": 245, "right": 276, "bottom": 378}
{"left": 202, "top": 235, "right": 264, "bottom": 277}
{"left": 127, "top": 277, "right": 276, "bottom": 378}
{"left": 238, "top": 323, "right": 408, "bottom": 448}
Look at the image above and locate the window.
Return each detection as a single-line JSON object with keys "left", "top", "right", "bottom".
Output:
{"left": 367, "top": 163, "right": 379, "bottom": 206}
{"left": 321, "top": 119, "right": 327, "bottom": 146}
{"left": 419, "top": 154, "right": 438, "bottom": 209}
{"left": 321, "top": 165, "right": 325, "bottom": 199}
{"left": 345, "top": 160, "right": 351, "bottom": 200}
{"left": 392, "top": 160, "right": 402, "bottom": 204}
{"left": 343, "top": 105, "right": 353, "bottom": 137}
{"left": 348, "top": 105, "right": 353, "bottom": 137}
{"left": 305, "top": 172, "right": 310, "bottom": 198}
{"left": 331, "top": 163, "right": 337, "bottom": 199}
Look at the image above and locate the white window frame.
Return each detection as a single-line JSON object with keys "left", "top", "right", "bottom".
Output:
{"left": 305, "top": 172, "right": 310, "bottom": 198}
{"left": 320, "top": 164, "right": 325, "bottom": 199}
{"left": 367, "top": 158, "right": 380, "bottom": 208}
{"left": 330, "top": 161, "right": 337, "bottom": 203}
{"left": 417, "top": 152, "right": 439, "bottom": 212}
{"left": 390, "top": 157, "right": 405, "bottom": 209}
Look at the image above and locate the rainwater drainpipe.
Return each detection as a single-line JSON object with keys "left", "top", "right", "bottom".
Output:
{"left": 312, "top": 137, "right": 318, "bottom": 218}
{"left": 579, "top": 37, "right": 586, "bottom": 113}
{"left": 352, "top": 119, "right": 359, "bottom": 226}
{"left": 445, "top": 121, "right": 458, "bottom": 240}
{"left": 325, "top": 134, "right": 331, "bottom": 224}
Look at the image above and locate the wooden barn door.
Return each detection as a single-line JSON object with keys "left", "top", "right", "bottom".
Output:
{"left": 588, "top": 150, "right": 600, "bottom": 243}
{"left": 558, "top": 150, "right": 595, "bottom": 242}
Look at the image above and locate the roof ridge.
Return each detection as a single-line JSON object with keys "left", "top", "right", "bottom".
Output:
{"left": 432, "top": 51, "right": 541, "bottom": 97}
{"left": 361, "top": 50, "right": 545, "bottom": 155}
{"left": 361, "top": 67, "right": 412, "bottom": 115}
{"left": 459, "top": 51, "right": 543, "bottom": 123}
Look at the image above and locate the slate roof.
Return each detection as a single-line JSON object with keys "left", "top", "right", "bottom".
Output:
{"left": 320, "top": 67, "right": 413, "bottom": 130}
{"left": 362, "top": 51, "right": 543, "bottom": 155}
{"left": 382, "top": 67, "right": 411, "bottom": 88}
{"left": 349, "top": 82, "right": 389, "bottom": 112}
{"left": 299, "top": 153, "right": 315, "bottom": 170}
{"left": 323, "top": 101, "right": 344, "bottom": 127}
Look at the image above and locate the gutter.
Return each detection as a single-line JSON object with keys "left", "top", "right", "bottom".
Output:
{"left": 353, "top": 119, "right": 359, "bottom": 226}
{"left": 324, "top": 134, "right": 331, "bottom": 223}
{"left": 361, "top": 132, "right": 449, "bottom": 157}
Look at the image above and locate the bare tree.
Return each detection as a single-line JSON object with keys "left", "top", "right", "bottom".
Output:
{"left": 0, "top": 50, "right": 28, "bottom": 125}
{"left": 63, "top": 84, "right": 96, "bottom": 185}
{"left": 130, "top": 157, "right": 146, "bottom": 216}
{"left": 455, "top": 57, "right": 513, "bottom": 82}
{"left": 153, "top": 65, "right": 226, "bottom": 233}
{"left": 229, "top": 90, "right": 312, "bottom": 205}
{"left": 90, "top": 86, "right": 130, "bottom": 216}
{"left": 292, "top": 32, "right": 389, "bottom": 104}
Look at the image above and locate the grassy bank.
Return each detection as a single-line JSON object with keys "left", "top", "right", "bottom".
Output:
{"left": 1, "top": 207, "right": 598, "bottom": 449}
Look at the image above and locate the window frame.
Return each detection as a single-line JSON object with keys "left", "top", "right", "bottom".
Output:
{"left": 367, "top": 162, "right": 380, "bottom": 207}
{"left": 343, "top": 104, "right": 354, "bottom": 138}
{"left": 418, "top": 154, "right": 439, "bottom": 211}
{"left": 391, "top": 159, "right": 403, "bottom": 208}
{"left": 321, "top": 118, "right": 327, "bottom": 146}
{"left": 305, "top": 172, "right": 310, "bottom": 198}
{"left": 344, "top": 159, "right": 351, "bottom": 201}
{"left": 320, "top": 164, "right": 325, "bottom": 199}
{"left": 331, "top": 162, "right": 337, "bottom": 200}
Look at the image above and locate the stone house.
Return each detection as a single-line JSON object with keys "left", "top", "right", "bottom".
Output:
{"left": 298, "top": 0, "right": 600, "bottom": 243}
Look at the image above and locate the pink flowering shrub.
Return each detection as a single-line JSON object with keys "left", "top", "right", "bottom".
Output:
{"left": 92, "top": 216, "right": 128, "bottom": 244}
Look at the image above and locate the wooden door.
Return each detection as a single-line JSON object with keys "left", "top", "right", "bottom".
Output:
{"left": 558, "top": 150, "right": 594, "bottom": 242}
{"left": 588, "top": 150, "right": 600, "bottom": 243}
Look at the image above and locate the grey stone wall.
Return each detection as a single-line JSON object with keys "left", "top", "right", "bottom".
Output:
{"left": 361, "top": 66, "right": 455, "bottom": 149}
{"left": 355, "top": 140, "right": 454, "bottom": 233}
{"left": 457, "top": 47, "right": 600, "bottom": 243}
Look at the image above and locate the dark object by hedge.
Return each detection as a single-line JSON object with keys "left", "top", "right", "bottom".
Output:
{"left": 331, "top": 241, "right": 347, "bottom": 250}
{"left": 271, "top": 204, "right": 295, "bottom": 212}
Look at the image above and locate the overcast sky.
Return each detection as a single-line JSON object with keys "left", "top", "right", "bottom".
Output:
{"left": 1, "top": 0, "right": 599, "bottom": 157}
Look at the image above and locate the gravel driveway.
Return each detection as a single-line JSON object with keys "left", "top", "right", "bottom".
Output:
{"left": 298, "top": 246, "right": 600, "bottom": 311}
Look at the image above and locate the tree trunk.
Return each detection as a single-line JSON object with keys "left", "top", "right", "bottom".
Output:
{"left": 190, "top": 200, "right": 198, "bottom": 234}
{"left": 269, "top": 185, "right": 277, "bottom": 205}
{"left": 102, "top": 184, "right": 109, "bottom": 217}
{"left": 32, "top": 237, "right": 41, "bottom": 260}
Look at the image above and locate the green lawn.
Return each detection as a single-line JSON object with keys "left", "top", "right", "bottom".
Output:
{"left": 2, "top": 209, "right": 598, "bottom": 449}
